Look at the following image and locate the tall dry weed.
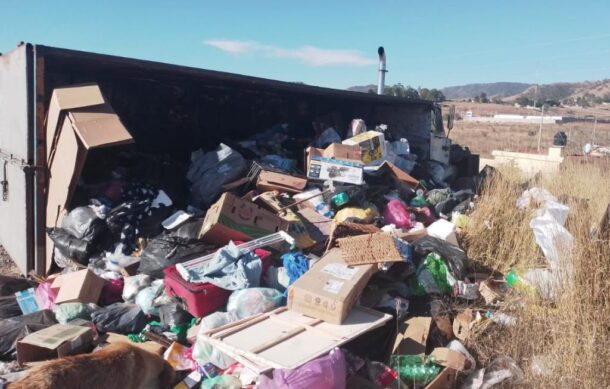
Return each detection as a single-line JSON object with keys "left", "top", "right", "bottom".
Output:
{"left": 462, "top": 160, "right": 610, "bottom": 388}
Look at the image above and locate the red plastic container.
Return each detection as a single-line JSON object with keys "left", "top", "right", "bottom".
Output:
{"left": 163, "top": 247, "right": 272, "bottom": 318}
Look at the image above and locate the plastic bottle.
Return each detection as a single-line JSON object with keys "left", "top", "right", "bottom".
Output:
{"left": 330, "top": 192, "right": 350, "bottom": 209}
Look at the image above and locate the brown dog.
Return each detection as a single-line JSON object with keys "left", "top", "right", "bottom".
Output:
{"left": 8, "top": 342, "right": 175, "bottom": 389}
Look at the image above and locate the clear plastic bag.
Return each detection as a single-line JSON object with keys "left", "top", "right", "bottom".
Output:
{"left": 226, "top": 288, "right": 283, "bottom": 319}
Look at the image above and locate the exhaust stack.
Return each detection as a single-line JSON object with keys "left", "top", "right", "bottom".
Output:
{"left": 377, "top": 46, "right": 387, "bottom": 95}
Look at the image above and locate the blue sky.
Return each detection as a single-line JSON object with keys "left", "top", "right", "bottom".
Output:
{"left": 1, "top": 1, "right": 609, "bottom": 89}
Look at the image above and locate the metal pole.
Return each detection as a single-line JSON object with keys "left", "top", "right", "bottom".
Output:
{"left": 592, "top": 116, "right": 597, "bottom": 146}
{"left": 377, "top": 46, "right": 386, "bottom": 95}
{"left": 537, "top": 105, "right": 544, "bottom": 152}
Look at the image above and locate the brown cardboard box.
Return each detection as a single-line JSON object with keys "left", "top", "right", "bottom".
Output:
{"left": 305, "top": 144, "right": 364, "bottom": 185}
{"left": 51, "top": 269, "right": 105, "bottom": 304}
{"left": 199, "top": 192, "right": 290, "bottom": 245}
{"left": 255, "top": 170, "right": 307, "bottom": 194}
{"left": 380, "top": 161, "right": 419, "bottom": 189}
{"left": 424, "top": 367, "right": 457, "bottom": 389}
{"left": 342, "top": 130, "right": 386, "bottom": 165}
{"left": 45, "top": 84, "right": 134, "bottom": 272}
{"left": 104, "top": 333, "right": 166, "bottom": 355}
{"left": 392, "top": 316, "right": 431, "bottom": 355}
{"left": 17, "top": 324, "right": 94, "bottom": 363}
{"left": 287, "top": 248, "right": 375, "bottom": 324}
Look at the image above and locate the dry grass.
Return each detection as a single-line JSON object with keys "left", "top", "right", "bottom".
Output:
{"left": 461, "top": 161, "right": 610, "bottom": 387}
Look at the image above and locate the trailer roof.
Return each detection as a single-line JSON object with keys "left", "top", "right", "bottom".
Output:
{"left": 29, "top": 44, "right": 435, "bottom": 107}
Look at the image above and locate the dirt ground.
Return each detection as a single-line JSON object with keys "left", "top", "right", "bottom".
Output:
{"left": 445, "top": 102, "right": 610, "bottom": 158}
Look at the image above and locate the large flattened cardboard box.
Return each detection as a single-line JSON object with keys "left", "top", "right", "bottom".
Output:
{"left": 17, "top": 324, "right": 94, "bottom": 363}
{"left": 287, "top": 248, "right": 375, "bottom": 324}
{"left": 51, "top": 268, "right": 105, "bottom": 304}
{"left": 45, "top": 84, "right": 134, "bottom": 272}
{"left": 342, "top": 130, "right": 386, "bottom": 165}
{"left": 199, "top": 192, "right": 290, "bottom": 245}
{"left": 255, "top": 170, "right": 307, "bottom": 194}
{"left": 305, "top": 144, "right": 364, "bottom": 185}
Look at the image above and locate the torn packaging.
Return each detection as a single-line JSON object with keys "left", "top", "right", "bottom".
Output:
{"left": 45, "top": 84, "right": 134, "bottom": 272}
{"left": 287, "top": 248, "right": 376, "bottom": 324}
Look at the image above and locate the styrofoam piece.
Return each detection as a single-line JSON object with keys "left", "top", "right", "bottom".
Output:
{"left": 427, "top": 219, "right": 459, "bottom": 246}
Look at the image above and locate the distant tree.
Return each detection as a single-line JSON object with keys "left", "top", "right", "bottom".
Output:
{"left": 418, "top": 88, "right": 445, "bottom": 102}
{"left": 367, "top": 88, "right": 376, "bottom": 94}
{"left": 515, "top": 96, "right": 533, "bottom": 107}
{"left": 384, "top": 83, "right": 420, "bottom": 99}
{"left": 473, "top": 95, "right": 481, "bottom": 103}
{"left": 491, "top": 96, "right": 504, "bottom": 104}
{"left": 480, "top": 92, "right": 490, "bottom": 103}
{"left": 603, "top": 93, "right": 610, "bottom": 103}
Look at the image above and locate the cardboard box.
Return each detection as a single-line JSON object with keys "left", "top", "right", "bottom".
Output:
{"left": 430, "top": 347, "right": 467, "bottom": 371}
{"left": 45, "top": 84, "right": 134, "bottom": 272}
{"left": 379, "top": 161, "right": 419, "bottom": 189}
{"left": 104, "top": 333, "right": 166, "bottom": 355}
{"left": 51, "top": 269, "right": 105, "bottom": 304}
{"left": 17, "top": 324, "right": 94, "bottom": 363}
{"left": 287, "top": 248, "right": 375, "bottom": 324}
{"left": 255, "top": 170, "right": 307, "bottom": 194}
{"left": 199, "top": 192, "right": 290, "bottom": 245}
{"left": 305, "top": 144, "right": 364, "bottom": 185}
{"left": 424, "top": 367, "right": 457, "bottom": 389}
{"left": 342, "top": 131, "right": 386, "bottom": 165}
{"left": 392, "top": 316, "right": 431, "bottom": 355}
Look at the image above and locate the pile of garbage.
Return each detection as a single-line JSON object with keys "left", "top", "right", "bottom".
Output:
{"left": 1, "top": 108, "right": 544, "bottom": 389}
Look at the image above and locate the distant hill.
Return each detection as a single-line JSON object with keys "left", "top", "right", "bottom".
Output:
{"left": 507, "top": 79, "right": 610, "bottom": 102}
{"left": 441, "top": 82, "right": 533, "bottom": 100}
{"left": 348, "top": 84, "right": 377, "bottom": 93}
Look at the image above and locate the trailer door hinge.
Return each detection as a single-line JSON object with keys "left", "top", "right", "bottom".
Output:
{"left": 0, "top": 149, "right": 45, "bottom": 202}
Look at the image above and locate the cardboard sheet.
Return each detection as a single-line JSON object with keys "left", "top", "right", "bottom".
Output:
{"left": 45, "top": 84, "right": 134, "bottom": 272}
{"left": 17, "top": 324, "right": 93, "bottom": 363}
{"left": 199, "top": 306, "right": 391, "bottom": 374}
{"left": 337, "top": 232, "right": 407, "bottom": 265}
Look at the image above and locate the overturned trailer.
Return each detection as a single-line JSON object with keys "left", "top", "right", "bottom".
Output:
{"left": 0, "top": 43, "right": 477, "bottom": 275}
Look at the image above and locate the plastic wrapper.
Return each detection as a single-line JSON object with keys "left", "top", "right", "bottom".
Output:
{"left": 281, "top": 252, "right": 309, "bottom": 289}
{"left": 226, "top": 288, "right": 283, "bottom": 320}
{"left": 122, "top": 274, "right": 152, "bottom": 302}
{"left": 193, "top": 311, "right": 239, "bottom": 369}
{"left": 0, "top": 276, "right": 35, "bottom": 296}
{"left": 410, "top": 253, "right": 456, "bottom": 296}
{"left": 0, "top": 296, "right": 21, "bottom": 319}
{"left": 0, "top": 310, "right": 57, "bottom": 359}
{"left": 99, "top": 278, "right": 124, "bottom": 306}
{"left": 201, "top": 375, "right": 242, "bottom": 389}
{"left": 313, "top": 127, "right": 342, "bottom": 148}
{"left": 259, "top": 348, "right": 346, "bottom": 389}
{"left": 46, "top": 227, "right": 93, "bottom": 264}
{"left": 187, "top": 143, "right": 247, "bottom": 209}
{"left": 61, "top": 206, "right": 106, "bottom": 242}
{"left": 55, "top": 303, "right": 96, "bottom": 324}
{"left": 334, "top": 206, "right": 378, "bottom": 224}
{"left": 91, "top": 303, "right": 147, "bottom": 334}
{"left": 412, "top": 236, "right": 467, "bottom": 280}
{"left": 383, "top": 200, "right": 413, "bottom": 229}
{"left": 135, "top": 279, "right": 164, "bottom": 316}
{"left": 447, "top": 340, "right": 476, "bottom": 373}
{"left": 158, "top": 302, "right": 194, "bottom": 328}
{"left": 34, "top": 281, "right": 58, "bottom": 311}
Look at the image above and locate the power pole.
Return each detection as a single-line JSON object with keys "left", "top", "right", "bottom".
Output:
{"left": 537, "top": 104, "right": 545, "bottom": 152}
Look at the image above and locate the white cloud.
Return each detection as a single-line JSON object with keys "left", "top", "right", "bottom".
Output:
{"left": 203, "top": 39, "right": 376, "bottom": 67}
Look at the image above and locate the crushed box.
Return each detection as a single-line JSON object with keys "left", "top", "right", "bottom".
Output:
{"left": 51, "top": 269, "right": 105, "bottom": 304}
{"left": 255, "top": 170, "right": 307, "bottom": 194}
{"left": 199, "top": 192, "right": 290, "bottom": 245}
{"left": 17, "top": 324, "right": 94, "bottom": 363}
{"left": 287, "top": 248, "right": 375, "bottom": 324}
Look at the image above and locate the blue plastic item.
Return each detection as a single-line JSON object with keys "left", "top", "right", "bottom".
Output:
{"left": 15, "top": 288, "right": 39, "bottom": 315}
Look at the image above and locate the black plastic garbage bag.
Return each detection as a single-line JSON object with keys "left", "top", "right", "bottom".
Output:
{"left": 0, "top": 276, "right": 35, "bottom": 296}
{"left": 412, "top": 236, "right": 467, "bottom": 280}
{"left": 138, "top": 219, "right": 214, "bottom": 278}
{"left": 91, "top": 303, "right": 147, "bottom": 334}
{"left": 158, "top": 302, "right": 193, "bottom": 328}
{"left": 47, "top": 227, "right": 93, "bottom": 264}
{"left": 0, "top": 310, "right": 56, "bottom": 360}
{"left": 0, "top": 296, "right": 22, "bottom": 319}
{"left": 62, "top": 206, "right": 107, "bottom": 242}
